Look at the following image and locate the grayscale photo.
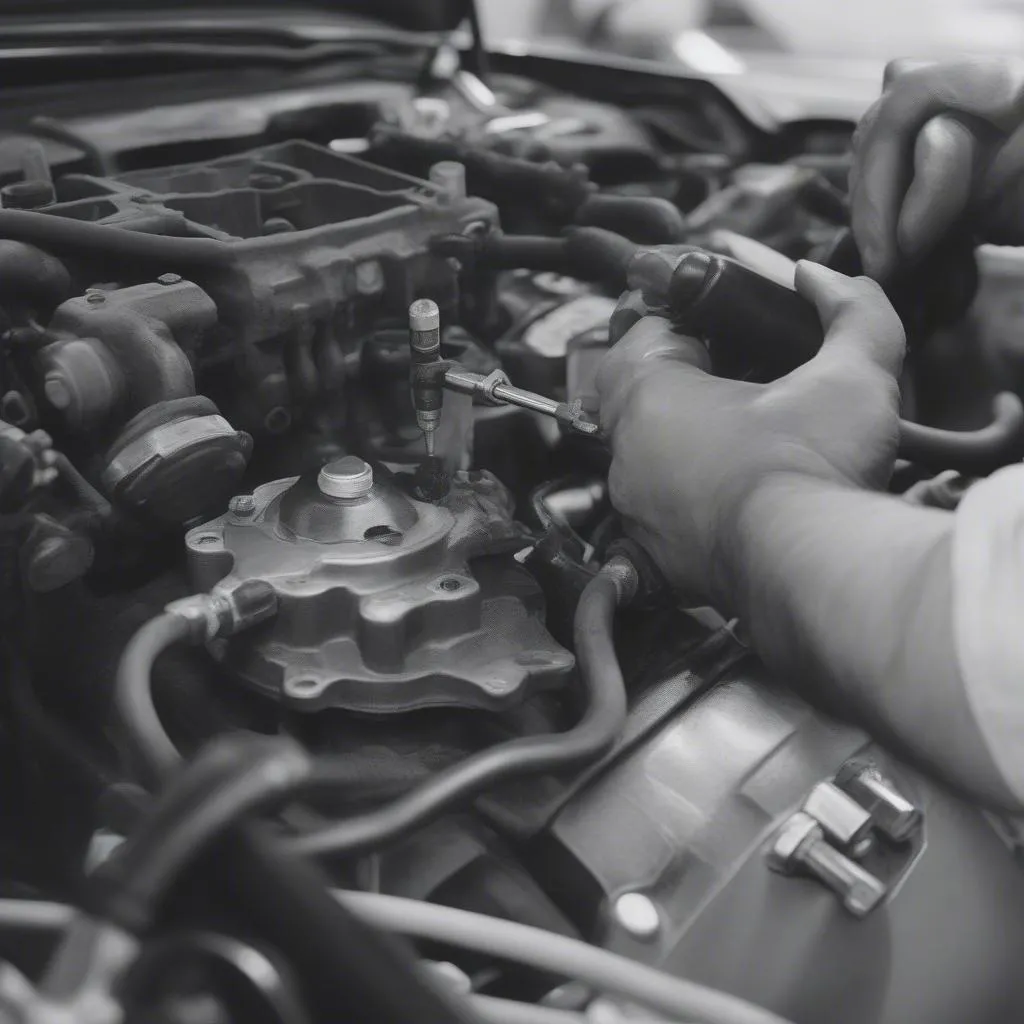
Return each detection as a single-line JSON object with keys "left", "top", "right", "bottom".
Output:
{"left": 1, "top": 1, "right": 1022, "bottom": 1022}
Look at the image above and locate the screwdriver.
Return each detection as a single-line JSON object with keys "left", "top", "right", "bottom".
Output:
{"left": 407, "top": 300, "right": 600, "bottom": 451}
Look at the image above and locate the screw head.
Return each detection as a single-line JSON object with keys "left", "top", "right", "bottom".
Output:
{"left": 86, "top": 291, "right": 106, "bottom": 305}
{"left": 158, "top": 273, "right": 182, "bottom": 286}
{"left": 228, "top": 494, "right": 256, "bottom": 517}
{"left": 613, "top": 893, "right": 660, "bottom": 940}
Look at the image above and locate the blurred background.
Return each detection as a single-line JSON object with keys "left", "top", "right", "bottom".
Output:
{"left": 477, "top": 0, "right": 1024, "bottom": 119}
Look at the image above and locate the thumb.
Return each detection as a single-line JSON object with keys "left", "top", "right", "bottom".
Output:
{"left": 795, "top": 261, "right": 906, "bottom": 377}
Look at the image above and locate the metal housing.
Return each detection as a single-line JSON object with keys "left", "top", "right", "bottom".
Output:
{"left": 185, "top": 466, "right": 574, "bottom": 713}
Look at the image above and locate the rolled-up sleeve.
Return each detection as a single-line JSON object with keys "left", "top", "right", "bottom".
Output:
{"left": 953, "top": 464, "right": 1024, "bottom": 802}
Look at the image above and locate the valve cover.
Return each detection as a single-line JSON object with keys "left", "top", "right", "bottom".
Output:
{"left": 185, "top": 460, "right": 574, "bottom": 713}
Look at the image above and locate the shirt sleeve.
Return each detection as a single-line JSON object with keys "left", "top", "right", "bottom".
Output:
{"left": 952, "top": 463, "right": 1024, "bottom": 802}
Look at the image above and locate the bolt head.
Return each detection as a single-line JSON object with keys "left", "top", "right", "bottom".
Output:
{"left": 613, "top": 893, "right": 660, "bottom": 940}
{"left": 768, "top": 811, "right": 821, "bottom": 872}
{"left": 355, "top": 260, "right": 384, "bottom": 295}
{"left": 228, "top": 494, "right": 256, "bottom": 517}
{"left": 86, "top": 291, "right": 106, "bottom": 305}
{"left": 158, "top": 273, "right": 183, "bottom": 286}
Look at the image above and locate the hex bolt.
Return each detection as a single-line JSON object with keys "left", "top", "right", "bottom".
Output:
{"left": 835, "top": 762, "right": 922, "bottom": 843}
{"left": 802, "top": 781, "right": 875, "bottom": 854}
{"left": 613, "top": 892, "right": 660, "bottom": 941}
{"left": 768, "top": 811, "right": 886, "bottom": 918}
{"left": 228, "top": 494, "right": 256, "bottom": 518}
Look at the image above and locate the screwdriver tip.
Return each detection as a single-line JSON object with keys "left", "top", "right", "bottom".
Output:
{"left": 424, "top": 431, "right": 435, "bottom": 457}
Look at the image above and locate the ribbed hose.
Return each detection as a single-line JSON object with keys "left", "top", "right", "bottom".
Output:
{"left": 286, "top": 559, "right": 636, "bottom": 859}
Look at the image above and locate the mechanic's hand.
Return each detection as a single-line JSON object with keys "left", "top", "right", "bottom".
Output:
{"left": 596, "top": 262, "right": 904, "bottom": 602}
{"left": 852, "top": 57, "right": 1024, "bottom": 279}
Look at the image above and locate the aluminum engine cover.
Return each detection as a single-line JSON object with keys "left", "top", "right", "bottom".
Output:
{"left": 185, "top": 462, "right": 573, "bottom": 713}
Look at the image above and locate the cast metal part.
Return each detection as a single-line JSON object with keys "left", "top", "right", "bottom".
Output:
{"left": 185, "top": 465, "right": 573, "bottom": 714}
{"left": 768, "top": 811, "right": 886, "bottom": 918}
{"left": 835, "top": 762, "right": 922, "bottom": 843}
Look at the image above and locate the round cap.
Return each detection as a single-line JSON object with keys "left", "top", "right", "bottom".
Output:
{"left": 408, "top": 298, "right": 440, "bottom": 333}
{"left": 318, "top": 456, "right": 374, "bottom": 499}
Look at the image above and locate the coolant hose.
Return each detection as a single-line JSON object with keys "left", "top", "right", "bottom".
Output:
{"left": 574, "top": 194, "right": 688, "bottom": 245}
{"left": 115, "top": 612, "right": 191, "bottom": 789}
{"left": 212, "top": 823, "right": 478, "bottom": 1024}
{"left": 0, "top": 210, "right": 234, "bottom": 268}
{"left": 286, "top": 557, "right": 638, "bottom": 859}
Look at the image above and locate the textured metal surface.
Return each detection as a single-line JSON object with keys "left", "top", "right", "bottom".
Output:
{"left": 186, "top": 468, "right": 572, "bottom": 714}
{"left": 37, "top": 140, "right": 498, "bottom": 434}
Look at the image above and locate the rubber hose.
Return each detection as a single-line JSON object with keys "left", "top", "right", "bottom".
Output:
{"left": 898, "top": 392, "right": 1024, "bottom": 476}
{"left": 574, "top": 194, "right": 687, "bottom": 245}
{"left": 114, "top": 612, "right": 190, "bottom": 789}
{"left": 479, "top": 234, "right": 569, "bottom": 272}
{"left": 286, "top": 559, "right": 635, "bottom": 858}
{"left": 93, "top": 736, "right": 311, "bottom": 933}
{"left": 340, "top": 891, "right": 795, "bottom": 1024}
{"left": 214, "top": 823, "right": 477, "bottom": 1024}
{"left": 0, "top": 210, "right": 233, "bottom": 268}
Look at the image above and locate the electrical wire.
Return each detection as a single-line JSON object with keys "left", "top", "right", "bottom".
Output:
{"left": 336, "top": 891, "right": 795, "bottom": 1024}
{"left": 285, "top": 558, "right": 636, "bottom": 858}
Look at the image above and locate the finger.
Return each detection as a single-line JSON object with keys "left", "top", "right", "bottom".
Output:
{"left": 852, "top": 60, "right": 1024, "bottom": 278}
{"left": 595, "top": 315, "right": 710, "bottom": 432}
{"left": 794, "top": 261, "right": 905, "bottom": 377}
{"left": 897, "top": 114, "right": 979, "bottom": 262}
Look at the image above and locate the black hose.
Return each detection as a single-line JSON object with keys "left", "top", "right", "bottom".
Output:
{"left": 0, "top": 210, "right": 234, "bottom": 269}
{"left": 479, "top": 234, "right": 569, "bottom": 272}
{"left": 285, "top": 558, "right": 637, "bottom": 859}
{"left": 114, "top": 612, "right": 191, "bottom": 790}
{"left": 574, "top": 194, "right": 687, "bottom": 245}
{"left": 898, "top": 392, "right": 1024, "bottom": 476}
{"left": 91, "top": 735, "right": 311, "bottom": 934}
{"left": 211, "top": 822, "right": 477, "bottom": 1024}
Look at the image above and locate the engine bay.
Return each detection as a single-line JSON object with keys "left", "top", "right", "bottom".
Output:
{"left": 4, "top": 30, "right": 1024, "bottom": 1024}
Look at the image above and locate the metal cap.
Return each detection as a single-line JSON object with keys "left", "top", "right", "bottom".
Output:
{"left": 409, "top": 298, "right": 440, "bottom": 333}
{"left": 318, "top": 456, "right": 374, "bottom": 500}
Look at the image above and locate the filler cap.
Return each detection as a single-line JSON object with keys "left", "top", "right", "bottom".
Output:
{"left": 318, "top": 456, "right": 374, "bottom": 500}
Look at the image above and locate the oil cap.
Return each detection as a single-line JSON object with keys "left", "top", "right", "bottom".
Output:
{"left": 318, "top": 456, "right": 374, "bottom": 500}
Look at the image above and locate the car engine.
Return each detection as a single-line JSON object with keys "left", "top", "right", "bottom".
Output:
{"left": 3, "top": 31, "right": 1024, "bottom": 1024}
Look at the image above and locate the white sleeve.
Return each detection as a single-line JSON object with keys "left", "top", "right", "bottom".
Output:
{"left": 953, "top": 463, "right": 1024, "bottom": 802}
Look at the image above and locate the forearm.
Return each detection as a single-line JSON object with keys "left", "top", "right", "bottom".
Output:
{"left": 718, "top": 475, "right": 1019, "bottom": 811}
